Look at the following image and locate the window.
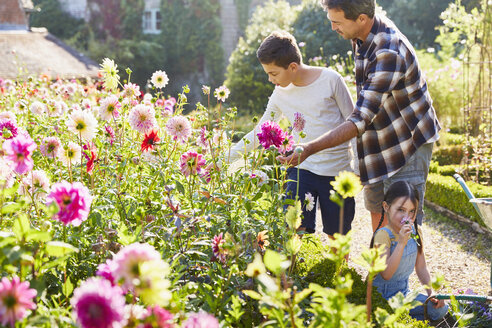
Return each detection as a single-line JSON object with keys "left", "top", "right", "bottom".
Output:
{"left": 142, "top": 9, "right": 161, "bottom": 34}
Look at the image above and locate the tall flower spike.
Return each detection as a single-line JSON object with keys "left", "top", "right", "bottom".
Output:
{"left": 99, "top": 58, "right": 120, "bottom": 91}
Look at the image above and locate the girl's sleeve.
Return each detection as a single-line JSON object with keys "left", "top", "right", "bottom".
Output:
{"left": 373, "top": 229, "right": 391, "bottom": 250}
{"left": 227, "top": 96, "right": 283, "bottom": 163}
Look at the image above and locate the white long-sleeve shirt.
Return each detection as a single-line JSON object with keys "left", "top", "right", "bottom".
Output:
{"left": 229, "top": 67, "right": 358, "bottom": 176}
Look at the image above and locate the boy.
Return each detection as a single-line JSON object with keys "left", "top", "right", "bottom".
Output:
{"left": 228, "top": 31, "right": 357, "bottom": 236}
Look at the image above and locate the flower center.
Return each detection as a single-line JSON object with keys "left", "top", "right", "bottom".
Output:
{"left": 76, "top": 122, "right": 85, "bottom": 130}
{"left": 4, "top": 295, "right": 16, "bottom": 308}
{"left": 87, "top": 303, "right": 103, "bottom": 319}
{"left": 62, "top": 194, "right": 72, "bottom": 205}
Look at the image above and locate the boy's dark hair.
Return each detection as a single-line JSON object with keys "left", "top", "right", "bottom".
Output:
{"left": 320, "top": 0, "right": 375, "bottom": 20}
{"left": 256, "top": 31, "right": 302, "bottom": 69}
{"left": 369, "top": 181, "right": 423, "bottom": 253}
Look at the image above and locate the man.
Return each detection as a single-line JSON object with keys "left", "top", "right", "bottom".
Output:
{"left": 279, "top": 0, "right": 440, "bottom": 231}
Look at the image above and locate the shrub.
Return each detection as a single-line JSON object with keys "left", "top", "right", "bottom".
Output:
{"left": 426, "top": 173, "right": 492, "bottom": 225}
{"left": 432, "top": 145, "right": 465, "bottom": 165}
{"left": 225, "top": 0, "right": 298, "bottom": 114}
{"left": 30, "top": 0, "right": 86, "bottom": 39}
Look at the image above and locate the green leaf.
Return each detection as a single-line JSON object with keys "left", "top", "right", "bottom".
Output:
{"left": 175, "top": 180, "right": 185, "bottom": 195}
{"left": 45, "top": 241, "right": 78, "bottom": 257}
{"left": 1, "top": 202, "right": 23, "bottom": 214}
{"left": 26, "top": 230, "right": 52, "bottom": 243}
{"left": 62, "top": 277, "right": 74, "bottom": 297}
{"left": 117, "top": 223, "right": 141, "bottom": 246}
{"left": 242, "top": 290, "right": 262, "bottom": 300}
{"left": 12, "top": 214, "right": 31, "bottom": 240}
{"left": 293, "top": 287, "right": 312, "bottom": 304}
{"left": 263, "top": 250, "right": 289, "bottom": 275}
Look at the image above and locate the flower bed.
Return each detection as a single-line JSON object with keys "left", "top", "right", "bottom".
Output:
{"left": 0, "top": 60, "right": 448, "bottom": 327}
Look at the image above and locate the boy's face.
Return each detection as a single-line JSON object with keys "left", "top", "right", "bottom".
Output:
{"left": 327, "top": 8, "right": 363, "bottom": 40}
{"left": 261, "top": 62, "right": 296, "bottom": 88}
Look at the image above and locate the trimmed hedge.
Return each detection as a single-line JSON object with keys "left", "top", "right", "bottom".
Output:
{"left": 426, "top": 173, "right": 492, "bottom": 225}
{"left": 295, "top": 238, "right": 428, "bottom": 327}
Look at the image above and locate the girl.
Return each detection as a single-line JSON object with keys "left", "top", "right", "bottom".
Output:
{"left": 370, "top": 181, "right": 448, "bottom": 322}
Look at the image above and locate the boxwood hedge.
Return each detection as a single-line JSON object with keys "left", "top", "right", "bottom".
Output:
{"left": 426, "top": 173, "right": 492, "bottom": 225}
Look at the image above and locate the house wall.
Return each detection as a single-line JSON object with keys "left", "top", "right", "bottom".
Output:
{"left": 0, "top": 0, "right": 29, "bottom": 30}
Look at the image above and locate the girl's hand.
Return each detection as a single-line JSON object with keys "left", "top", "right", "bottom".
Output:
{"left": 397, "top": 223, "right": 412, "bottom": 245}
{"left": 430, "top": 298, "right": 445, "bottom": 309}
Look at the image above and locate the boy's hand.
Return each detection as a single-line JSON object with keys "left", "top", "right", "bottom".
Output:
{"left": 277, "top": 145, "right": 307, "bottom": 167}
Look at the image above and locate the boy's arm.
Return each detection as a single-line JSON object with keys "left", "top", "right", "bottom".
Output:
{"left": 278, "top": 121, "right": 357, "bottom": 166}
{"left": 228, "top": 99, "right": 282, "bottom": 164}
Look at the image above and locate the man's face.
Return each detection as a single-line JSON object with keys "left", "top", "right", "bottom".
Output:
{"left": 261, "top": 62, "right": 295, "bottom": 88}
{"left": 327, "top": 8, "right": 362, "bottom": 40}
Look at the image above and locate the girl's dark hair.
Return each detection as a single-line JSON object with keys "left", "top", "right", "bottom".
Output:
{"left": 320, "top": 0, "right": 375, "bottom": 20}
{"left": 256, "top": 31, "right": 302, "bottom": 69}
{"left": 369, "top": 181, "right": 423, "bottom": 253}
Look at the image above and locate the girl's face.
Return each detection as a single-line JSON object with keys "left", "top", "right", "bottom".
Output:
{"left": 383, "top": 197, "right": 417, "bottom": 231}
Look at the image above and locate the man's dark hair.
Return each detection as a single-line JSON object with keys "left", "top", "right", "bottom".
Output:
{"left": 320, "top": 0, "right": 375, "bottom": 20}
{"left": 256, "top": 31, "right": 302, "bottom": 69}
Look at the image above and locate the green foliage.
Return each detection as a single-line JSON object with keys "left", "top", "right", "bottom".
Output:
{"left": 160, "top": 0, "right": 224, "bottom": 88}
{"left": 415, "top": 50, "right": 464, "bottom": 127}
{"left": 225, "top": 0, "right": 299, "bottom": 114}
{"left": 30, "top": 0, "right": 86, "bottom": 39}
{"left": 426, "top": 173, "right": 492, "bottom": 224}
{"left": 378, "top": 0, "right": 455, "bottom": 49}
{"left": 292, "top": 0, "right": 351, "bottom": 63}
{"left": 432, "top": 145, "right": 465, "bottom": 165}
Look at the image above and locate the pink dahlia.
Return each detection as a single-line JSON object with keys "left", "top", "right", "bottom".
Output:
{"left": 46, "top": 181, "right": 93, "bottom": 226}
{"left": 0, "top": 119, "right": 18, "bottom": 139}
{"left": 182, "top": 312, "right": 219, "bottom": 328}
{"left": 123, "top": 83, "right": 141, "bottom": 99}
{"left": 71, "top": 277, "right": 126, "bottom": 328}
{"left": 112, "top": 243, "right": 161, "bottom": 288}
{"left": 292, "top": 112, "right": 305, "bottom": 132}
{"left": 18, "top": 169, "right": 50, "bottom": 197}
{"left": 140, "top": 305, "right": 174, "bottom": 328}
{"left": 2, "top": 133, "right": 37, "bottom": 175}
{"left": 256, "top": 120, "right": 287, "bottom": 150}
{"left": 96, "top": 259, "right": 118, "bottom": 286}
{"left": 128, "top": 104, "right": 157, "bottom": 134}
{"left": 179, "top": 150, "right": 206, "bottom": 177}
{"left": 196, "top": 126, "right": 209, "bottom": 150}
{"left": 211, "top": 233, "right": 226, "bottom": 263}
{"left": 278, "top": 134, "right": 294, "bottom": 155}
{"left": 0, "top": 276, "right": 37, "bottom": 328}
{"left": 165, "top": 115, "right": 191, "bottom": 143}
{"left": 99, "top": 95, "right": 121, "bottom": 121}
{"left": 104, "top": 125, "right": 115, "bottom": 145}
{"left": 39, "top": 136, "right": 61, "bottom": 159}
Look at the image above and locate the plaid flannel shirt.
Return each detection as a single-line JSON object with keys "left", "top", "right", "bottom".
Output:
{"left": 348, "top": 15, "right": 441, "bottom": 185}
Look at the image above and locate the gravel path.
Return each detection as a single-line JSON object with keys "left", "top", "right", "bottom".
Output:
{"left": 315, "top": 192, "right": 492, "bottom": 296}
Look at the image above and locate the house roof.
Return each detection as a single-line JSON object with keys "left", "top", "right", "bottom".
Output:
{"left": 0, "top": 28, "right": 99, "bottom": 80}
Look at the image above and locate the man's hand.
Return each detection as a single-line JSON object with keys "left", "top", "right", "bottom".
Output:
{"left": 277, "top": 145, "right": 308, "bottom": 167}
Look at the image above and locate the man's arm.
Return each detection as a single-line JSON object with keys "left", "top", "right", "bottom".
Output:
{"left": 277, "top": 120, "right": 358, "bottom": 166}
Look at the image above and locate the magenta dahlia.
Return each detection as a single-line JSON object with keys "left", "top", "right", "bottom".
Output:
{"left": 46, "top": 181, "right": 93, "bottom": 226}
{"left": 71, "top": 277, "right": 126, "bottom": 328}
{"left": 256, "top": 120, "right": 287, "bottom": 150}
